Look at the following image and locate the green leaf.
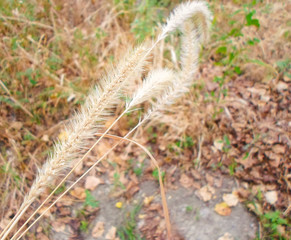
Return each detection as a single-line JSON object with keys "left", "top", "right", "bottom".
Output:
{"left": 234, "top": 66, "right": 242, "bottom": 75}
{"left": 224, "top": 135, "right": 231, "bottom": 146}
{"left": 228, "top": 28, "right": 243, "bottom": 37}
{"left": 245, "top": 10, "right": 260, "bottom": 28}
{"left": 152, "top": 168, "right": 165, "bottom": 182}
{"left": 276, "top": 59, "right": 291, "bottom": 72}
{"left": 249, "top": 59, "right": 269, "bottom": 67}
{"left": 84, "top": 190, "right": 99, "bottom": 208}
{"left": 216, "top": 46, "right": 227, "bottom": 55}
{"left": 80, "top": 221, "right": 89, "bottom": 232}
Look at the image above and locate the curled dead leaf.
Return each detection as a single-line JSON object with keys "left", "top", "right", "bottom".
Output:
{"left": 223, "top": 193, "right": 239, "bottom": 207}
{"left": 217, "top": 232, "right": 234, "bottom": 240}
{"left": 105, "top": 226, "right": 118, "bottom": 240}
{"left": 70, "top": 187, "right": 86, "bottom": 200}
{"left": 144, "top": 196, "right": 154, "bottom": 207}
{"left": 180, "top": 174, "right": 194, "bottom": 188}
{"left": 265, "top": 191, "right": 278, "bottom": 205}
{"left": 85, "top": 176, "right": 103, "bottom": 191}
{"left": 92, "top": 221, "right": 105, "bottom": 238}
{"left": 196, "top": 185, "right": 215, "bottom": 202}
{"left": 214, "top": 202, "right": 231, "bottom": 216}
{"left": 52, "top": 221, "right": 65, "bottom": 233}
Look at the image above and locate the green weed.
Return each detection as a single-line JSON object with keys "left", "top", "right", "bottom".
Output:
{"left": 84, "top": 190, "right": 99, "bottom": 208}
{"left": 113, "top": 172, "right": 126, "bottom": 190}
{"left": 152, "top": 168, "right": 165, "bottom": 183}
{"left": 260, "top": 211, "right": 290, "bottom": 239}
{"left": 117, "top": 204, "right": 144, "bottom": 240}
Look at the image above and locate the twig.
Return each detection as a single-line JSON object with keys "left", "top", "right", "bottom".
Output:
{"left": 0, "top": 80, "right": 33, "bottom": 118}
{"left": 0, "top": 15, "right": 53, "bottom": 30}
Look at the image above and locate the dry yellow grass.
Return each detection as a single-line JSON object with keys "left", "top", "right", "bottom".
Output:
{"left": 0, "top": 0, "right": 290, "bottom": 239}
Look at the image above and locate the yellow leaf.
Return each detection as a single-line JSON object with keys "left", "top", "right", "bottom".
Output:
{"left": 115, "top": 202, "right": 123, "bottom": 208}
{"left": 143, "top": 196, "right": 154, "bottom": 206}
{"left": 214, "top": 202, "right": 231, "bottom": 216}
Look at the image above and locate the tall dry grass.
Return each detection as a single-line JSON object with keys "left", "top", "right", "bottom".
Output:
{"left": 0, "top": 1, "right": 212, "bottom": 239}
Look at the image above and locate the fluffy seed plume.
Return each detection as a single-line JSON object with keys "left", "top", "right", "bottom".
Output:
{"left": 1, "top": 44, "right": 150, "bottom": 240}
{"left": 127, "top": 68, "right": 175, "bottom": 108}
{"left": 25, "top": 44, "right": 149, "bottom": 205}
{"left": 160, "top": 1, "right": 212, "bottom": 41}
{"left": 1, "top": 2, "right": 213, "bottom": 239}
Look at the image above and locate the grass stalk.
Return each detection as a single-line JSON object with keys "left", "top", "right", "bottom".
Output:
{"left": 1, "top": 1, "right": 212, "bottom": 239}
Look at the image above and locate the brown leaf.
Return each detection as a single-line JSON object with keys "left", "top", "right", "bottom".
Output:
{"left": 73, "top": 160, "right": 84, "bottom": 176}
{"left": 265, "top": 191, "right": 278, "bottom": 205}
{"left": 206, "top": 173, "right": 215, "bottom": 186}
{"left": 92, "top": 221, "right": 105, "bottom": 238}
{"left": 272, "top": 144, "right": 286, "bottom": 154}
{"left": 10, "top": 122, "right": 23, "bottom": 130}
{"left": 144, "top": 196, "right": 154, "bottom": 207}
{"left": 70, "top": 187, "right": 86, "bottom": 200}
{"left": 105, "top": 226, "right": 118, "bottom": 240}
{"left": 214, "top": 202, "right": 231, "bottom": 216}
{"left": 36, "top": 233, "right": 50, "bottom": 240}
{"left": 223, "top": 193, "right": 239, "bottom": 207}
{"left": 217, "top": 232, "right": 234, "bottom": 240}
{"left": 52, "top": 221, "right": 66, "bottom": 233}
{"left": 85, "top": 176, "right": 103, "bottom": 191}
{"left": 196, "top": 185, "right": 215, "bottom": 202}
{"left": 179, "top": 174, "right": 194, "bottom": 188}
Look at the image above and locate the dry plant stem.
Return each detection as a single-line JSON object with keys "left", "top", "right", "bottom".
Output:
{"left": 7, "top": 2, "right": 212, "bottom": 238}
{"left": 4, "top": 44, "right": 157, "bottom": 240}
{"left": 0, "top": 205, "right": 28, "bottom": 239}
{"left": 2, "top": 44, "right": 148, "bottom": 240}
{"left": 14, "top": 132, "right": 172, "bottom": 240}
{"left": 11, "top": 108, "right": 128, "bottom": 239}
{"left": 94, "top": 133, "right": 172, "bottom": 240}
{"left": 15, "top": 87, "right": 152, "bottom": 239}
{"left": 0, "top": 80, "right": 33, "bottom": 118}
{"left": 10, "top": 55, "right": 174, "bottom": 240}
{"left": 14, "top": 119, "right": 146, "bottom": 240}
{"left": 0, "top": 15, "right": 53, "bottom": 29}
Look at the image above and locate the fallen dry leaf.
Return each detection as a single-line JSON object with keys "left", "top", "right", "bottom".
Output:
{"left": 180, "top": 173, "right": 194, "bottom": 188}
{"left": 272, "top": 144, "right": 286, "bottom": 154}
{"left": 10, "top": 121, "right": 23, "bottom": 130}
{"left": 52, "top": 221, "right": 65, "bottom": 233}
{"left": 36, "top": 233, "right": 50, "bottom": 240}
{"left": 247, "top": 202, "right": 263, "bottom": 215}
{"left": 217, "top": 232, "right": 234, "bottom": 240}
{"left": 85, "top": 176, "right": 103, "bottom": 191}
{"left": 92, "top": 221, "right": 105, "bottom": 238}
{"left": 214, "top": 139, "right": 223, "bottom": 151}
{"left": 265, "top": 191, "right": 278, "bottom": 205}
{"left": 196, "top": 185, "right": 215, "bottom": 202}
{"left": 214, "top": 202, "right": 232, "bottom": 216}
{"left": 144, "top": 196, "right": 154, "bottom": 206}
{"left": 73, "top": 160, "right": 84, "bottom": 176}
{"left": 223, "top": 193, "right": 239, "bottom": 207}
{"left": 105, "top": 226, "right": 118, "bottom": 240}
{"left": 70, "top": 187, "right": 86, "bottom": 200}
{"left": 276, "top": 81, "right": 288, "bottom": 91}
{"left": 206, "top": 173, "right": 215, "bottom": 186}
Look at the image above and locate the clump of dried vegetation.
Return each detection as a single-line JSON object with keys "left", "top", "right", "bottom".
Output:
{"left": 0, "top": 0, "right": 290, "bottom": 239}
{"left": 0, "top": 1, "right": 212, "bottom": 239}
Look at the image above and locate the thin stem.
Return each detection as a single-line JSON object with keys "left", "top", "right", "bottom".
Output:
{"left": 11, "top": 108, "right": 128, "bottom": 240}
{"left": 95, "top": 133, "right": 172, "bottom": 240}
{"left": 8, "top": 34, "right": 165, "bottom": 240}
{"left": 0, "top": 204, "right": 30, "bottom": 240}
{"left": 0, "top": 80, "right": 33, "bottom": 118}
{"left": 14, "top": 119, "right": 146, "bottom": 240}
